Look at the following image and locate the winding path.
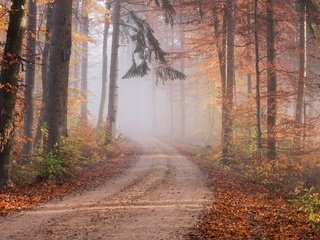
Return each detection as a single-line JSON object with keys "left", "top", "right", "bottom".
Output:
{"left": 0, "top": 138, "right": 210, "bottom": 240}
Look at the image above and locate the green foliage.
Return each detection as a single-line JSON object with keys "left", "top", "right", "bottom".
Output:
{"left": 38, "top": 152, "right": 69, "bottom": 180}
{"left": 37, "top": 139, "right": 82, "bottom": 180}
{"left": 291, "top": 187, "right": 320, "bottom": 227}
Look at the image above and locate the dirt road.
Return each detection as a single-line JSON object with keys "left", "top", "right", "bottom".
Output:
{"left": 0, "top": 138, "right": 210, "bottom": 240}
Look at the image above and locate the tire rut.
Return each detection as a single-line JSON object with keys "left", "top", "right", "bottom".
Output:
{"left": 0, "top": 138, "right": 211, "bottom": 240}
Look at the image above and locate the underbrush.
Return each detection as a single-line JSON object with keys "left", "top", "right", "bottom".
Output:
{"left": 12, "top": 124, "right": 119, "bottom": 185}
{"left": 175, "top": 139, "right": 320, "bottom": 228}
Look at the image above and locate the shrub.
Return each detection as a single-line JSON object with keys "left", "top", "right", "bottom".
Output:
{"left": 37, "top": 138, "right": 82, "bottom": 181}
{"left": 38, "top": 152, "right": 68, "bottom": 180}
{"left": 291, "top": 187, "right": 320, "bottom": 227}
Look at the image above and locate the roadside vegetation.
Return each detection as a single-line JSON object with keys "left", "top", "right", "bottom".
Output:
{"left": 172, "top": 143, "right": 320, "bottom": 238}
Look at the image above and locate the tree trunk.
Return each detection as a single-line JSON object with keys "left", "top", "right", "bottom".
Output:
{"left": 222, "top": 0, "right": 235, "bottom": 163}
{"left": 23, "top": 0, "right": 37, "bottom": 159}
{"left": 80, "top": 0, "right": 89, "bottom": 123}
{"left": 213, "top": 8, "right": 227, "bottom": 157}
{"left": 266, "top": 0, "right": 277, "bottom": 160}
{"left": 34, "top": 3, "right": 53, "bottom": 149}
{"left": 97, "top": 6, "right": 111, "bottom": 129}
{"left": 0, "top": 0, "right": 26, "bottom": 188}
{"left": 45, "top": 0, "right": 73, "bottom": 151}
{"left": 254, "top": 0, "right": 262, "bottom": 155}
{"left": 179, "top": 14, "right": 186, "bottom": 138}
{"left": 152, "top": 79, "right": 156, "bottom": 132}
{"left": 73, "top": 0, "right": 81, "bottom": 95}
{"left": 295, "top": 0, "right": 307, "bottom": 134}
{"left": 169, "top": 81, "right": 174, "bottom": 138}
{"left": 247, "top": 74, "right": 252, "bottom": 94}
{"left": 105, "top": 0, "right": 120, "bottom": 143}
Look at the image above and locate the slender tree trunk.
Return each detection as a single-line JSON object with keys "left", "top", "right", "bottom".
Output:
{"left": 80, "top": 0, "right": 89, "bottom": 123}
{"left": 45, "top": 0, "right": 73, "bottom": 150}
{"left": 222, "top": 0, "right": 235, "bottom": 163}
{"left": 254, "top": 0, "right": 262, "bottom": 155}
{"left": 23, "top": 0, "right": 37, "bottom": 159}
{"left": 169, "top": 81, "right": 174, "bottom": 138}
{"left": 179, "top": 14, "right": 186, "bottom": 138}
{"left": 0, "top": 0, "right": 26, "bottom": 188}
{"left": 152, "top": 80, "right": 156, "bottom": 132}
{"left": 97, "top": 6, "right": 110, "bottom": 128}
{"left": 213, "top": 11, "right": 227, "bottom": 152}
{"left": 169, "top": 28, "right": 175, "bottom": 138}
{"left": 247, "top": 74, "right": 252, "bottom": 94}
{"left": 105, "top": 0, "right": 120, "bottom": 143}
{"left": 295, "top": 0, "right": 307, "bottom": 134}
{"left": 266, "top": 0, "right": 277, "bottom": 160}
{"left": 34, "top": 3, "right": 53, "bottom": 149}
{"left": 73, "top": 0, "right": 81, "bottom": 95}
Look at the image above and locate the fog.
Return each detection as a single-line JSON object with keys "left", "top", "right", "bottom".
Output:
{"left": 85, "top": 28, "right": 220, "bottom": 145}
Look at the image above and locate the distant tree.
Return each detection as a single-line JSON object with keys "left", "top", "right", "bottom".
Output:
{"left": 105, "top": 0, "right": 185, "bottom": 143}
{"left": 80, "top": 0, "right": 89, "bottom": 123}
{"left": 34, "top": 3, "right": 53, "bottom": 149}
{"left": 254, "top": 0, "right": 262, "bottom": 156}
{"left": 266, "top": 0, "right": 277, "bottom": 160}
{"left": 97, "top": 2, "right": 111, "bottom": 129}
{"left": 295, "top": 0, "right": 307, "bottom": 136}
{"left": 23, "top": 0, "right": 37, "bottom": 159}
{"left": 179, "top": 11, "right": 186, "bottom": 138}
{"left": 221, "top": 0, "right": 235, "bottom": 163}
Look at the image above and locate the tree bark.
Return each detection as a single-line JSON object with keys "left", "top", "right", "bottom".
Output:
{"left": 152, "top": 79, "right": 156, "bottom": 132}
{"left": 80, "top": 0, "right": 89, "bottom": 123}
{"left": 266, "top": 0, "right": 277, "bottom": 160}
{"left": 73, "top": 0, "right": 81, "bottom": 95}
{"left": 254, "top": 0, "right": 262, "bottom": 155}
{"left": 45, "top": 0, "right": 73, "bottom": 151}
{"left": 34, "top": 3, "right": 53, "bottom": 149}
{"left": 105, "top": 0, "right": 120, "bottom": 143}
{"left": 23, "top": 0, "right": 37, "bottom": 159}
{"left": 213, "top": 10, "right": 227, "bottom": 154}
{"left": 0, "top": 0, "right": 26, "bottom": 188}
{"left": 222, "top": 0, "right": 235, "bottom": 163}
{"left": 295, "top": 0, "right": 307, "bottom": 134}
{"left": 247, "top": 74, "right": 252, "bottom": 94}
{"left": 179, "top": 14, "right": 186, "bottom": 138}
{"left": 97, "top": 4, "right": 111, "bottom": 129}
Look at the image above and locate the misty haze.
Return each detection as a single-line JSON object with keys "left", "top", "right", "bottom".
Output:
{"left": 1, "top": 0, "right": 320, "bottom": 239}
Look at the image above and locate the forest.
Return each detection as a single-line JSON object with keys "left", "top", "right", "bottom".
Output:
{"left": 1, "top": 0, "right": 320, "bottom": 239}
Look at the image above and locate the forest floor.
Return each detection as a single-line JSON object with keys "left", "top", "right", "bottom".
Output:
{"left": 172, "top": 143, "right": 320, "bottom": 239}
{"left": 0, "top": 138, "right": 210, "bottom": 240}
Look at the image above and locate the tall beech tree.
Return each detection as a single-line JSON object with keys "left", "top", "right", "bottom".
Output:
{"left": 254, "top": 0, "right": 262, "bottom": 155}
{"left": 105, "top": 0, "right": 121, "bottom": 143}
{"left": 97, "top": 2, "right": 111, "bottom": 129}
{"left": 23, "top": 0, "right": 37, "bottom": 159}
{"left": 222, "top": 0, "right": 235, "bottom": 162}
{"left": 179, "top": 13, "right": 186, "bottom": 138}
{"left": 45, "top": 0, "right": 73, "bottom": 150}
{"left": 266, "top": 0, "right": 277, "bottom": 160}
{"left": 295, "top": 0, "right": 307, "bottom": 135}
{"left": 80, "top": 0, "right": 89, "bottom": 123}
{"left": 34, "top": 3, "right": 53, "bottom": 148}
{"left": 0, "top": 0, "right": 27, "bottom": 188}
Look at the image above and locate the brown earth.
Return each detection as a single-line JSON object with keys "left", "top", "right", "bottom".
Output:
{"left": 0, "top": 138, "right": 211, "bottom": 240}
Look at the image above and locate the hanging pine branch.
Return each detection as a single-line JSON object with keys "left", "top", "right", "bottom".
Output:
{"left": 148, "top": 0, "right": 176, "bottom": 25}
{"left": 122, "top": 11, "right": 186, "bottom": 81}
